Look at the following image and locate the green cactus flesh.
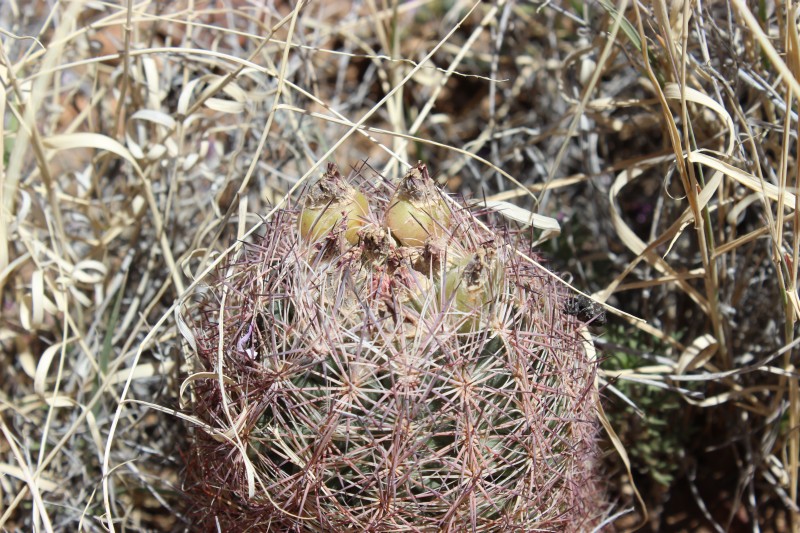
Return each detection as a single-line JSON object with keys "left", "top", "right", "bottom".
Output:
{"left": 183, "top": 162, "right": 605, "bottom": 531}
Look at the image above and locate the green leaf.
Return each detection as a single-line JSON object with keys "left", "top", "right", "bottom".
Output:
{"left": 597, "top": 0, "right": 642, "bottom": 53}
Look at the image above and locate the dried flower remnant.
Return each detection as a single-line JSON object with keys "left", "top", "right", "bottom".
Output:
{"left": 180, "top": 161, "right": 607, "bottom": 531}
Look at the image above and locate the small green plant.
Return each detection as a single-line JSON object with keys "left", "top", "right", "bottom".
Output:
{"left": 602, "top": 324, "right": 687, "bottom": 488}
{"left": 180, "top": 162, "right": 607, "bottom": 530}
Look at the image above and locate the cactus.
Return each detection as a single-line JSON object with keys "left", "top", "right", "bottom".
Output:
{"left": 181, "top": 162, "right": 605, "bottom": 531}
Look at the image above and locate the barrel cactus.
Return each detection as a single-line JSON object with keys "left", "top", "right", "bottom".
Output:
{"left": 180, "top": 162, "right": 606, "bottom": 531}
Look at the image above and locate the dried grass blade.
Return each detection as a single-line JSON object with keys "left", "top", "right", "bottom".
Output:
{"left": 43, "top": 133, "right": 142, "bottom": 174}
{"left": 688, "top": 151, "right": 798, "bottom": 210}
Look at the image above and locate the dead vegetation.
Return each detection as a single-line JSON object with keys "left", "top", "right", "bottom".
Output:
{"left": 0, "top": 0, "right": 798, "bottom": 531}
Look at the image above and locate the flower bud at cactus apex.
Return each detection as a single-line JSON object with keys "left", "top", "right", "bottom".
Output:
{"left": 299, "top": 162, "right": 369, "bottom": 244}
{"left": 385, "top": 163, "right": 451, "bottom": 247}
{"left": 180, "top": 161, "right": 607, "bottom": 531}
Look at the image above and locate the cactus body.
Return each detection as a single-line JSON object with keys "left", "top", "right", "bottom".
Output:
{"left": 182, "top": 162, "right": 605, "bottom": 531}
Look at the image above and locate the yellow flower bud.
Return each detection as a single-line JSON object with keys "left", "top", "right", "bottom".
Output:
{"left": 444, "top": 249, "right": 502, "bottom": 331}
{"left": 384, "top": 163, "right": 451, "bottom": 247}
{"left": 299, "top": 163, "right": 369, "bottom": 244}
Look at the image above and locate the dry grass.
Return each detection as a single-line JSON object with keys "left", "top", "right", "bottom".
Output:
{"left": 1, "top": 0, "right": 799, "bottom": 531}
